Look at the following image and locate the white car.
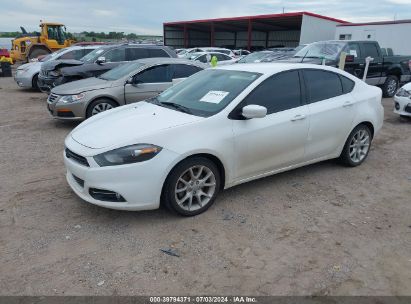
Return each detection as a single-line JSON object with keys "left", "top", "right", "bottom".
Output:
{"left": 186, "top": 52, "right": 237, "bottom": 66}
{"left": 14, "top": 45, "right": 99, "bottom": 91}
{"left": 394, "top": 83, "right": 411, "bottom": 118}
{"left": 64, "top": 63, "right": 384, "bottom": 216}
{"left": 178, "top": 47, "right": 235, "bottom": 58}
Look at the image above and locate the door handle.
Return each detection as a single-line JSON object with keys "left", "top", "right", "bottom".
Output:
{"left": 291, "top": 114, "right": 306, "bottom": 121}
{"left": 343, "top": 101, "right": 354, "bottom": 107}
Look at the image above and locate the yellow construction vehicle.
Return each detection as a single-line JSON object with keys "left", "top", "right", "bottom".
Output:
{"left": 10, "top": 21, "right": 76, "bottom": 62}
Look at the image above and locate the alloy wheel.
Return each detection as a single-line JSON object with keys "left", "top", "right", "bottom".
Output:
{"left": 91, "top": 103, "right": 114, "bottom": 115}
{"left": 387, "top": 79, "right": 397, "bottom": 96}
{"left": 174, "top": 165, "right": 217, "bottom": 212}
{"left": 349, "top": 129, "right": 370, "bottom": 163}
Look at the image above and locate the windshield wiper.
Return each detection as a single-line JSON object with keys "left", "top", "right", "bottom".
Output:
{"left": 160, "top": 101, "right": 193, "bottom": 114}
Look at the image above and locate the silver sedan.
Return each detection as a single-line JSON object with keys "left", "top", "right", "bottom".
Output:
{"left": 47, "top": 58, "right": 206, "bottom": 120}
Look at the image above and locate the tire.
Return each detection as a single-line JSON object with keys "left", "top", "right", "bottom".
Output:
{"left": 32, "top": 73, "right": 40, "bottom": 91}
{"left": 339, "top": 124, "right": 372, "bottom": 167}
{"left": 382, "top": 75, "right": 399, "bottom": 98}
{"left": 86, "top": 98, "right": 118, "bottom": 118}
{"left": 162, "top": 157, "right": 221, "bottom": 216}
{"left": 28, "top": 48, "right": 50, "bottom": 61}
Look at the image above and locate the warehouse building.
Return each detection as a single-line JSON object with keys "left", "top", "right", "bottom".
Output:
{"left": 336, "top": 19, "right": 411, "bottom": 55}
{"left": 163, "top": 12, "right": 347, "bottom": 50}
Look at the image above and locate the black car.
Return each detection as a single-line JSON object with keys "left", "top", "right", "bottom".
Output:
{"left": 279, "top": 40, "right": 411, "bottom": 97}
{"left": 38, "top": 44, "right": 177, "bottom": 92}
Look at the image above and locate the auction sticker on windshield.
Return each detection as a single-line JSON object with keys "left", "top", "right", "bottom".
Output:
{"left": 200, "top": 91, "right": 229, "bottom": 103}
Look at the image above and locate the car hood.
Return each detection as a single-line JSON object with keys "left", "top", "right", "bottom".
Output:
{"left": 52, "top": 77, "right": 113, "bottom": 94}
{"left": 18, "top": 62, "right": 41, "bottom": 70}
{"left": 41, "top": 59, "right": 83, "bottom": 71}
{"left": 71, "top": 102, "right": 203, "bottom": 149}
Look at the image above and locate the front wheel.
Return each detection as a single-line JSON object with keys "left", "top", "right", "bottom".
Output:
{"left": 86, "top": 98, "right": 118, "bottom": 118}
{"left": 382, "top": 75, "right": 399, "bottom": 98}
{"left": 162, "top": 157, "right": 221, "bottom": 216}
{"left": 339, "top": 125, "right": 372, "bottom": 167}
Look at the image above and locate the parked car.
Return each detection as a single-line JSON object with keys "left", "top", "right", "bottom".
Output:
{"left": 47, "top": 58, "right": 205, "bottom": 120}
{"left": 38, "top": 44, "right": 177, "bottom": 92}
{"left": 187, "top": 52, "right": 237, "bottom": 66}
{"left": 233, "top": 49, "right": 251, "bottom": 57}
{"left": 178, "top": 47, "right": 235, "bottom": 58}
{"left": 281, "top": 40, "right": 411, "bottom": 97}
{"left": 394, "top": 83, "right": 411, "bottom": 118}
{"left": 237, "top": 51, "right": 277, "bottom": 63}
{"left": 14, "top": 45, "right": 99, "bottom": 91}
{"left": 63, "top": 63, "right": 383, "bottom": 216}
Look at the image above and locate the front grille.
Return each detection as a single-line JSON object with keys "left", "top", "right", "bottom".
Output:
{"left": 41, "top": 69, "right": 48, "bottom": 77}
{"left": 72, "top": 174, "right": 84, "bottom": 188}
{"left": 89, "top": 188, "right": 126, "bottom": 202}
{"left": 405, "top": 104, "right": 411, "bottom": 113}
{"left": 65, "top": 148, "right": 89, "bottom": 167}
{"left": 48, "top": 93, "right": 59, "bottom": 103}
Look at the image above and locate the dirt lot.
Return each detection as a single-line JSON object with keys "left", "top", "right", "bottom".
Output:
{"left": 0, "top": 71, "right": 410, "bottom": 296}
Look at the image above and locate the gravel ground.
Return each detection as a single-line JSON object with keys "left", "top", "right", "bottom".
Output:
{"left": 0, "top": 71, "right": 410, "bottom": 296}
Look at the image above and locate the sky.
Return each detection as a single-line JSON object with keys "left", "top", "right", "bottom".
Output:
{"left": 1, "top": 0, "right": 411, "bottom": 35}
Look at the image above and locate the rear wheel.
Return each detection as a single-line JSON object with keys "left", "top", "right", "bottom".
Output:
{"left": 28, "top": 48, "right": 50, "bottom": 61}
{"left": 382, "top": 75, "right": 399, "bottom": 97}
{"left": 339, "top": 124, "right": 372, "bottom": 167}
{"left": 162, "top": 157, "right": 221, "bottom": 216}
{"left": 86, "top": 98, "right": 118, "bottom": 118}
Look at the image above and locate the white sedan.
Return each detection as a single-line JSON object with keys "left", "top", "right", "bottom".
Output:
{"left": 64, "top": 63, "right": 384, "bottom": 216}
{"left": 394, "top": 83, "right": 411, "bottom": 118}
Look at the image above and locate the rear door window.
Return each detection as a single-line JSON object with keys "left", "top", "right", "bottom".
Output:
{"left": 340, "top": 75, "right": 355, "bottom": 94}
{"left": 126, "top": 48, "right": 149, "bottom": 61}
{"left": 242, "top": 70, "right": 302, "bottom": 115}
{"left": 303, "top": 70, "right": 343, "bottom": 103}
{"left": 134, "top": 64, "right": 173, "bottom": 83}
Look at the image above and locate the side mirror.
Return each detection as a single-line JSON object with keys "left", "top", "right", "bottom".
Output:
{"left": 345, "top": 55, "right": 355, "bottom": 63}
{"left": 242, "top": 105, "right": 267, "bottom": 119}
{"left": 96, "top": 56, "right": 106, "bottom": 65}
{"left": 125, "top": 77, "right": 133, "bottom": 85}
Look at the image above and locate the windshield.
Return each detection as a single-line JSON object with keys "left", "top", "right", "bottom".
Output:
{"left": 238, "top": 52, "right": 271, "bottom": 63}
{"left": 99, "top": 62, "right": 144, "bottom": 81}
{"left": 81, "top": 47, "right": 106, "bottom": 63}
{"left": 294, "top": 42, "right": 345, "bottom": 60}
{"left": 153, "top": 69, "right": 261, "bottom": 117}
{"left": 40, "top": 47, "right": 67, "bottom": 62}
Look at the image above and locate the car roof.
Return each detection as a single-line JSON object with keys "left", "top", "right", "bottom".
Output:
{"left": 217, "top": 62, "right": 356, "bottom": 77}
{"left": 135, "top": 57, "right": 205, "bottom": 65}
{"left": 190, "top": 51, "right": 231, "bottom": 56}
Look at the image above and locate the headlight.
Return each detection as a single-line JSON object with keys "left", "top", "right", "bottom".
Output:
{"left": 60, "top": 93, "right": 85, "bottom": 103}
{"left": 396, "top": 88, "right": 411, "bottom": 98}
{"left": 49, "top": 70, "right": 61, "bottom": 77}
{"left": 94, "top": 144, "right": 162, "bottom": 167}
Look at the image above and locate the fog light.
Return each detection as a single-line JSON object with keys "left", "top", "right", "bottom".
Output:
{"left": 395, "top": 102, "right": 400, "bottom": 110}
{"left": 89, "top": 188, "right": 126, "bottom": 202}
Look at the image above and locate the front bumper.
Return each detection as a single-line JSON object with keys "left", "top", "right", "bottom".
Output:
{"left": 394, "top": 95, "right": 411, "bottom": 117}
{"left": 38, "top": 74, "right": 64, "bottom": 92}
{"left": 64, "top": 136, "right": 179, "bottom": 211}
{"left": 47, "top": 93, "right": 87, "bottom": 120}
{"left": 14, "top": 71, "right": 33, "bottom": 88}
